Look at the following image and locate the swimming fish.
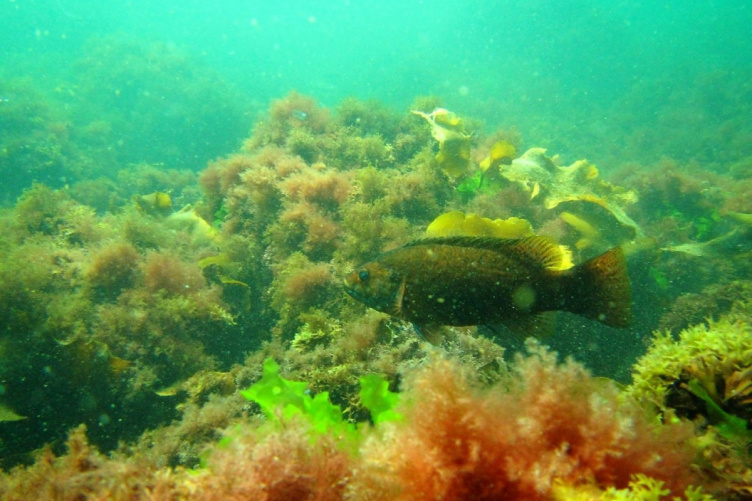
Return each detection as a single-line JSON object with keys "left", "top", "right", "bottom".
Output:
{"left": 133, "top": 191, "right": 173, "bottom": 217}
{"left": 343, "top": 236, "right": 631, "bottom": 342}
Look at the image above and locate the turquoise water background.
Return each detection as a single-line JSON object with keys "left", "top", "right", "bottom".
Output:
{"left": 3, "top": 0, "right": 751, "bottom": 176}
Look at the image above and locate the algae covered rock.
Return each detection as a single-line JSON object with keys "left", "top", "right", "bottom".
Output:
{"left": 627, "top": 316, "right": 752, "bottom": 497}
{"left": 628, "top": 317, "right": 752, "bottom": 419}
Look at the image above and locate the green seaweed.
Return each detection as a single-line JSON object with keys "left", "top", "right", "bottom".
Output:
{"left": 241, "top": 358, "right": 402, "bottom": 434}
{"left": 241, "top": 357, "right": 350, "bottom": 434}
{"left": 649, "top": 266, "right": 670, "bottom": 289}
{"left": 213, "top": 203, "right": 228, "bottom": 227}
{"left": 456, "top": 171, "right": 484, "bottom": 202}
{"left": 693, "top": 211, "right": 721, "bottom": 241}
{"left": 686, "top": 379, "right": 752, "bottom": 443}
{"left": 358, "top": 373, "right": 402, "bottom": 424}
{"left": 455, "top": 169, "right": 506, "bottom": 203}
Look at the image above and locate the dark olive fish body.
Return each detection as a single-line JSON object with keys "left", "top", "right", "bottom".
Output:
{"left": 344, "top": 236, "right": 631, "bottom": 338}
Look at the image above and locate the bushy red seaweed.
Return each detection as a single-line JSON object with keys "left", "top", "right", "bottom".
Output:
{"left": 353, "top": 343, "right": 700, "bottom": 500}
{"left": 0, "top": 346, "right": 706, "bottom": 500}
{"left": 141, "top": 251, "right": 207, "bottom": 296}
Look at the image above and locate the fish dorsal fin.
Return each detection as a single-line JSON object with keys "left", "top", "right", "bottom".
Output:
{"left": 506, "top": 236, "right": 563, "bottom": 270}
{"left": 406, "top": 236, "right": 563, "bottom": 270}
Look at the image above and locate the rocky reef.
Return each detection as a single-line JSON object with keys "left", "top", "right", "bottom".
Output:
{"left": 1, "top": 91, "right": 752, "bottom": 498}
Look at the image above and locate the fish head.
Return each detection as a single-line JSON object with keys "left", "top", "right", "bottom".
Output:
{"left": 343, "top": 261, "right": 406, "bottom": 317}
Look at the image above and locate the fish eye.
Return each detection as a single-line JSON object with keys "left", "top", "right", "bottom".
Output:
{"left": 358, "top": 270, "right": 370, "bottom": 282}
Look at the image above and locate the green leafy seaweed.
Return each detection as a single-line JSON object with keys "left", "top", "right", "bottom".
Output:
{"left": 240, "top": 359, "right": 403, "bottom": 436}
{"left": 687, "top": 378, "right": 752, "bottom": 442}
{"left": 241, "top": 358, "right": 353, "bottom": 434}
{"left": 359, "top": 373, "right": 402, "bottom": 424}
{"left": 241, "top": 358, "right": 308, "bottom": 419}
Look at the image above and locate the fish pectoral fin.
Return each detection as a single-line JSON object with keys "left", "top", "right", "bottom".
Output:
{"left": 498, "top": 312, "right": 557, "bottom": 339}
{"left": 412, "top": 323, "right": 445, "bottom": 345}
{"left": 392, "top": 276, "right": 407, "bottom": 316}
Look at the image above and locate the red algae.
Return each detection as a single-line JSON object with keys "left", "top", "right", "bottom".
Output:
{"left": 278, "top": 256, "right": 338, "bottom": 309}
{"left": 281, "top": 168, "right": 352, "bottom": 212}
{"left": 0, "top": 426, "right": 190, "bottom": 501}
{"left": 192, "top": 420, "right": 353, "bottom": 501}
{"left": 274, "top": 201, "right": 341, "bottom": 260}
{"left": 0, "top": 346, "right": 707, "bottom": 500}
{"left": 84, "top": 242, "right": 141, "bottom": 299}
{"left": 141, "top": 251, "right": 207, "bottom": 296}
{"left": 200, "top": 153, "right": 254, "bottom": 198}
{"left": 352, "top": 342, "right": 701, "bottom": 501}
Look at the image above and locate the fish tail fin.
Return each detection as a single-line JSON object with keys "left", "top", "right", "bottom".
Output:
{"left": 567, "top": 247, "right": 632, "bottom": 328}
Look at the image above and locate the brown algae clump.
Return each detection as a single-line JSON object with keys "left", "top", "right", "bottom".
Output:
{"left": 628, "top": 317, "right": 752, "bottom": 417}
{"left": 628, "top": 317, "right": 752, "bottom": 497}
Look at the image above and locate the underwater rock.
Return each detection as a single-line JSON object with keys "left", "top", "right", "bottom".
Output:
{"left": 628, "top": 316, "right": 752, "bottom": 498}
{"left": 658, "top": 281, "right": 752, "bottom": 333}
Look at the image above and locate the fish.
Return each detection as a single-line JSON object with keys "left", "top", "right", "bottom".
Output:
{"left": 133, "top": 191, "right": 173, "bottom": 217}
{"left": 663, "top": 227, "right": 752, "bottom": 258}
{"left": 343, "top": 236, "right": 631, "bottom": 342}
